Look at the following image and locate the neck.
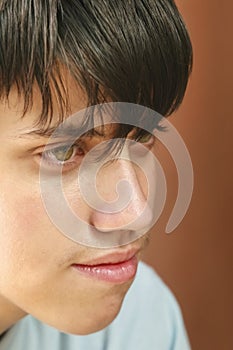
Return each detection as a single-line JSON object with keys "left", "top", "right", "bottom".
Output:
{"left": 0, "top": 294, "right": 26, "bottom": 334}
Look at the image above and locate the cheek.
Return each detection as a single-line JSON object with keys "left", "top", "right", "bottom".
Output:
{"left": 0, "top": 195, "right": 34, "bottom": 268}
{"left": 2, "top": 186, "right": 46, "bottom": 239}
{"left": 0, "top": 174, "right": 89, "bottom": 276}
{"left": 0, "top": 184, "right": 71, "bottom": 306}
{"left": 0, "top": 183, "right": 59, "bottom": 280}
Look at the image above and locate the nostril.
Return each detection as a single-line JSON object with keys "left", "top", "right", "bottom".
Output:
{"left": 91, "top": 200, "right": 154, "bottom": 233}
{"left": 88, "top": 225, "right": 140, "bottom": 248}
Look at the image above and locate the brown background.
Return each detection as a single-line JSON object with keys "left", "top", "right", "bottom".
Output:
{"left": 142, "top": 1, "right": 233, "bottom": 349}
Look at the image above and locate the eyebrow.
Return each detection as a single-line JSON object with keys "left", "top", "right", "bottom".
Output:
{"left": 15, "top": 122, "right": 112, "bottom": 142}
{"left": 16, "top": 122, "right": 91, "bottom": 139}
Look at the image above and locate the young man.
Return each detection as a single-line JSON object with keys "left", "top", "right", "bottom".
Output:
{"left": 0, "top": 0, "right": 193, "bottom": 349}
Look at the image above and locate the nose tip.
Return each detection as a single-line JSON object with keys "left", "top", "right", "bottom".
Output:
{"left": 90, "top": 200, "right": 153, "bottom": 233}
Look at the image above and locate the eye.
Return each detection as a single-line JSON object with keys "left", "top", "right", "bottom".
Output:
{"left": 41, "top": 143, "right": 85, "bottom": 169}
{"left": 127, "top": 128, "right": 155, "bottom": 147}
{"left": 50, "top": 145, "right": 77, "bottom": 162}
{"left": 137, "top": 132, "right": 154, "bottom": 144}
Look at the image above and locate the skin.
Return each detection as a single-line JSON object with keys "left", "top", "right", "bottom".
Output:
{"left": 0, "top": 78, "right": 154, "bottom": 336}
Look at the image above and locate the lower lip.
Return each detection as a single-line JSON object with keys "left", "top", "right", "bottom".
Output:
{"left": 71, "top": 256, "right": 138, "bottom": 283}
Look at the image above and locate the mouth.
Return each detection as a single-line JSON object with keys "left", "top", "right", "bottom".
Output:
{"left": 71, "top": 247, "right": 140, "bottom": 283}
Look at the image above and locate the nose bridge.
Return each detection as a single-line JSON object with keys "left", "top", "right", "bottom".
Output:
{"left": 100, "top": 157, "right": 145, "bottom": 204}
{"left": 91, "top": 157, "right": 153, "bottom": 232}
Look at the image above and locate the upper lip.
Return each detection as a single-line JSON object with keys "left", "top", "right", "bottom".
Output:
{"left": 72, "top": 247, "right": 140, "bottom": 266}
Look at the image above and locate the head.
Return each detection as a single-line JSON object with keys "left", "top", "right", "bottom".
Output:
{"left": 0, "top": 0, "right": 192, "bottom": 335}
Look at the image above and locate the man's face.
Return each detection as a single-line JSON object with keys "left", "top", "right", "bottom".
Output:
{"left": 0, "top": 81, "right": 154, "bottom": 335}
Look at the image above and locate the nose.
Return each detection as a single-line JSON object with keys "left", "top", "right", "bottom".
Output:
{"left": 90, "top": 158, "right": 154, "bottom": 233}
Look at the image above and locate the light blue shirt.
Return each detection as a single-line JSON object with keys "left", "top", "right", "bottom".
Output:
{"left": 0, "top": 262, "right": 191, "bottom": 350}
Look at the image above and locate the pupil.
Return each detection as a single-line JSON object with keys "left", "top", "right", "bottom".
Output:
{"left": 53, "top": 146, "right": 74, "bottom": 161}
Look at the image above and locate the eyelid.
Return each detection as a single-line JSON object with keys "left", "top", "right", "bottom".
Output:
{"left": 34, "top": 138, "right": 84, "bottom": 154}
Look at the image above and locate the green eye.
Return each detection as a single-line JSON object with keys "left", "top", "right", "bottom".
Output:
{"left": 138, "top": 133, "right": 152, "bottom": 143}
{"left": 51, "top": 145, "right": 74, "bottom": 162}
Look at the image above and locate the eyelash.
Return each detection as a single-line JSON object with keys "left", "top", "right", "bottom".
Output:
{"left": 40, "top": 142, "right": 85, "bottom": 171}
{"left": 39, "top": 134, "right": 155, "bottom": 171}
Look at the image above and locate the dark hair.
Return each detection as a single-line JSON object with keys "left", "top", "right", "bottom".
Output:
{"left": 0, "top": 0, "right": 192, "bottom": 133}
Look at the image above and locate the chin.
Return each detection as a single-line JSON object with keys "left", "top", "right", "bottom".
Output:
{"left": 59, "top": 295, "right": 124, "bottom": 336}
{"left": 43, "top": 279, "right": 133, "bottom": 336}
{"left": 60, "top": 307, "right": 121, "bottom": 336}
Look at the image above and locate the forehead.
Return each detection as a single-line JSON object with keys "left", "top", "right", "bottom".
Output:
{"left": 0, "top": 76, "right": 89, "bottom": 138}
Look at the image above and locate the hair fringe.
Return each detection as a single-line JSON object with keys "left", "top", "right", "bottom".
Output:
{"left": 0, "top": 0, "right": 193, "bottom": 132}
